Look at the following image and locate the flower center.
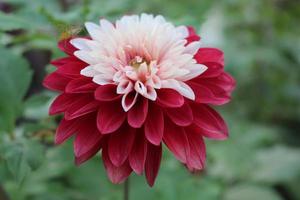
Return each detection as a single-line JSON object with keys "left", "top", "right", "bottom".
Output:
{"left": 129, "top": 56, "right": 145, "bottom": 69}
{"left": 126, "top": 56, "right": 154, "bottom": 83}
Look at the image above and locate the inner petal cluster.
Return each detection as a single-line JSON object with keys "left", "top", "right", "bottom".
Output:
{"left": 70, "top": 14, "right": 208, "bottom": 111}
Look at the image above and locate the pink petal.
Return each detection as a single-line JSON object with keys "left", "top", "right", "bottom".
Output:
{"left": 102, "top": 146, "right": 132, "bottom": 184}
{"left": 156, "top": 89, "right": 184, "bottom": 108}
{"left": 185, "top": 128, "right": 206, "bottom": 171}
{"left": 108, "top": 124, "right": 135, "bottom": 167}
{"left": 129, "top": 129, "right": 147, "bottom": 174}
{"left": 66, "top": 77, "right": 98, "bottom": 93}
{"left": 97, "top": 101, "right": 126, "bottom": 134}
{"left": 55, "top": 117, "right": 80, "bottom": 144}
{"left": 191, "top": 103, "right": 228, "bottom": 140}
{"left": 144, "top": 104, "right": 164, "bottom": 145}
{"left": 43, "top": 72, "right": 72, "bottom": 92}
{"left": 94, "top": 84, "right": 121, "bottom": 101}
{"left": 165, "top": 102, "right": 193, "bottom": 126}
{"left": 145, "top": 143, "right": 162, "bottom": 187}
{"left": 127, "top": 97, "right": 148, "bottom": 128}
{"left": 163, "top": 119, "right": 190, "bottom": 163}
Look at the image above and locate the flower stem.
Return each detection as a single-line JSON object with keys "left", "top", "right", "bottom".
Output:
{"left": 124, "top": 178, "right": 130, "bottom": 200}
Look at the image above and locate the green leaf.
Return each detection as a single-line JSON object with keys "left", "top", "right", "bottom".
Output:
{"left": 2, "top": 139, "right": 45, "bottom": 184}
{"left": 0, "top": 12, "right": 31, "bottom": 31}
{"left": 251, "top": 146, "right": 300, "bottom": 183}
{"left": 24, "top": 92, "right": 53, "bottom": 120}
{"left": 223, "top": 184, "right": 283, "bottom": 200}
{"left": 0, "top": 47, "right": 32, "bottom": 132}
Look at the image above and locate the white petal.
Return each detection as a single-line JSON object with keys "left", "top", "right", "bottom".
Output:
{"left": 146, "top": 75, "right": 161, "bottom": 89}
{"left": 80, "top": 66, "right": 98, "bottom": 77}
{"left": 121, "top": 92, "right": 138, "bottom": 112}
{"left": 93, "top": 64, "right": 116, "bottom": 75}
{"left": 85, "top": 22, "right": 102, "bottom": 41}
{"left": 179, "top": 64, "right": 208, "bottom": 81}
{"left": 70, "top": 38, "right": 91, "bottom": 50}
{"left": 176, "top": 26, "right": 189, "bottom": 38}
{"left": 92, "top": 74, "right": 113, "bottom": 85}
{"left": 74, "top": 50, "right": 99, "bottom": 64}
{"left": 113, "top": 71, "right": 124, "bottom": 82}
{"left": 134, "top": 81, "right": 147, "bottom": 95}
{"left": 143, "top": 86, "right": 157, "bottom": 101}
{"left": 117, "top": 80, "right": 133, "bottom": 94}
{"left": 100, "top": 19, "right": 115, "bottom": 31}
{"left": 184, "top": 41, "right": 201, "bottom": 55}
{"left": 161, "top": 79, "right": 195, "bottom": 100}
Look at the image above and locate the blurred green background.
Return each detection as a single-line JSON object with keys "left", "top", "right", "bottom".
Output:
{"left": 0, "top": 0, "right": 300, "bottom": 199}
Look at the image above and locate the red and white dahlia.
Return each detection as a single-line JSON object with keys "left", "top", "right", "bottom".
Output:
{"left": 44, "top": 14, "right": 235, "bottom": 186}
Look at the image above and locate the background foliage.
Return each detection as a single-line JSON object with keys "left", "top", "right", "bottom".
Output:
{"left": 0, "top": 0, "right": 300, "bottom": 199}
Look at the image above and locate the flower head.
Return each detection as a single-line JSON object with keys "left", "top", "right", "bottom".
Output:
{"left": 44, "top": 13, "right": 235, "bottom": 186}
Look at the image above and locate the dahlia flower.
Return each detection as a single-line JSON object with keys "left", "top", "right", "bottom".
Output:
{"left": 44, "top": 13, "right": 235, "bottom": 186}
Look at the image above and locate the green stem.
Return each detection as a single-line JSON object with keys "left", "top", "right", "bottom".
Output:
{"left": 124, "top": 178, "right": 129, "bottom": 200}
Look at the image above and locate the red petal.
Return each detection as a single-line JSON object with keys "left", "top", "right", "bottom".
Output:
{"left": 66, "top": 77, "right": 98, "bottom": 93}
{"left": 191, "top": 72, "right": 235, "bottom": 101}
{"left": 65, "top": 95, "right": 99, "bottom": 120}
{"left": 127, "top": 97, "right": 148, "bottom": 128}
{"left": 43, "top": 72, "right": 71, "bottom": 91}
{"left": 94, "top": 84, "right": 121, "bottom": 101}
{"left": 102, "top": 146, "right": 132, "bottom": 184}
{"left": 108, "top": 124, "right": 135, "bottom": 167}
{"left": 198, "top": 62, "right": 223, "bottom": 78}
{"left": 50, "top": 57, "right": 79, "bottom": 68}
{"left": 74, "top": 120, "right": 102, "bottom": 158}
{"left": 75, "top": 140, "right": 102, "bottom": 166}
{"left": 144, "top": 104, "right": 164, "bottom": 145}
{"left": 56, "top": 62, "right": 85, "bottom": 78}
{"left": 186, "top": 26, "right": 201, "bottom": 44}
{"left": 156, "top": 89, "right": 184, "bottom": 108}
{"left": 58, "top": 38, "right": 78, "bottom": 55}
{"left": 191, "top": 103, "right": 228, "bottom": 140}
{"left": 188, "top": 81, "right": 230, "bottom": 105}
{"left": 165, "top": 102, "right": 193, "bottom": 126}
{"left": 204, "top": 72, "right": 235, "bottom": 94}
{"left": 49, "top": 93, "right": 79, "bottom": 115}
{"left": 185, "top": 129, "right": 206, "bottom": 171}
{"left": 145, "top": 143, "right": 162, "bottom": 187}
{"left": 163, "top": 119, "right": 190, "bottom": 163}
{"left": 194, "top": 48, "right": 224, "bottom": 66}
{"left": 55, "top": 117, "right": 80, "bottom": 144}
{"left": 129, "top": 129, "right": 147, "bottom": 174}
{"left": 97, "top": 101, "right": 126, "bottom": 134}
